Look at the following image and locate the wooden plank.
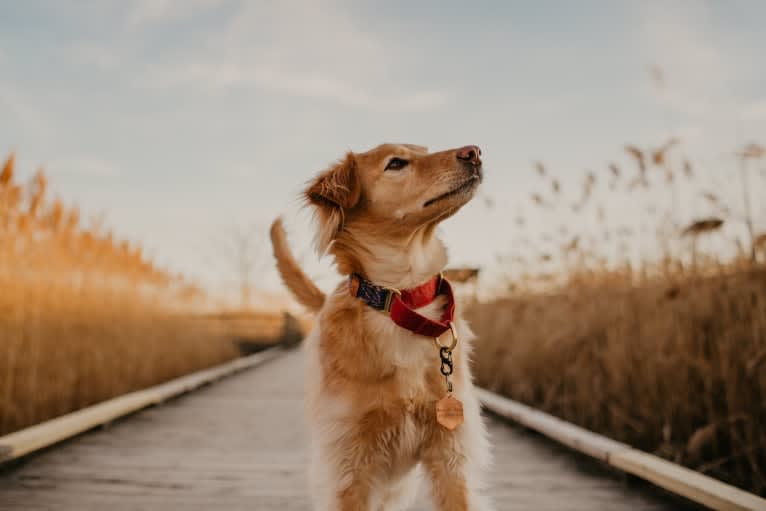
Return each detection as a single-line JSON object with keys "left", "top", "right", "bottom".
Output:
{"left": 0, "top": 349, "right": 684, "bottom": 510}
{"left": 477, "top": 388, "right": 766, "bottom": 511}
{"left": 0, "top": 347, "right": 284, "bottom": 464}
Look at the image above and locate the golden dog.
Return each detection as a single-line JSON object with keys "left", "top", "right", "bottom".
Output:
{"left": 270, "top": 143, "right": 491, "bottom": 510}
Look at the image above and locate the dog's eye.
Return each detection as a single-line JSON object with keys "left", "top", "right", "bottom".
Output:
{"left": 385, "top": 157, "right": 409, "bottom": 171}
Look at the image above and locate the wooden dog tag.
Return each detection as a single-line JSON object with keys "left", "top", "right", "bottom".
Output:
{"left": 436, "top": 396, "right": 464, "bottom": 430}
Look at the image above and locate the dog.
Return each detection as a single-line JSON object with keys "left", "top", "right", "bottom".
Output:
{"left": 270, "top": 143, "right": 491, "bottom": 510}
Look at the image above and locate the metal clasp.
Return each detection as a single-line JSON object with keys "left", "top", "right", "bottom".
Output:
{"left": 383, "top": 287, "right": 401, "bottom": 314}
{"left": 433, "top": 321, "right": 458, "bottom": 351}
{"left": 434, "top": 322, "right": 458, "bottom": 394}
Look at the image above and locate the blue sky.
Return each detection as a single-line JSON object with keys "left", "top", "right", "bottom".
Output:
{"left": 1, "top": 1, "right": 764, "bottom": 302}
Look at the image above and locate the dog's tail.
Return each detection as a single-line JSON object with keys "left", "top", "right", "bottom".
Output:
{"left": 270, "top": 218, "right": 326, "bottom": 312}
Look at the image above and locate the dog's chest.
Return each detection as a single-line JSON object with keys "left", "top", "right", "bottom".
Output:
{"left": 364, "top": 294, "right": 456, "bottom": 398}
{"left": 317, "top": 294, "right": 463, "bottom": 451}
{"left": 382, "top": 368, "right": 464, "bottom": 468}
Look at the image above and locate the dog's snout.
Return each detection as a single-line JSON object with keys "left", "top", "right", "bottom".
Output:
{"left": 456, "top": 145, "right": 482, "bottom": 165}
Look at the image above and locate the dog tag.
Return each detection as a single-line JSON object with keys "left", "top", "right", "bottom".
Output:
{"left": 436, "top": 395, "right": 464, "bottom": 430}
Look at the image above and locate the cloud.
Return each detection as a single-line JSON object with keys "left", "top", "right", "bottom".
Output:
{"left": 0, "top": 83, "right": 52, "bottom": 133}
{"left": 126, "top": 0, "right": 225, "bottom": 28}
{"left": 225, "top": 164, "right": 255, "bottom": 179}
{"left": 49, "top": 156, "right": 120, "bottom": 177}
{"left": 741, "top": 98, "right": 766, "bottom": 120}
{"left": 635, "top": 1, "right": 766, "bottom": 151}
{"left": 638, "top": 2, "right": 739, "bottom": 117}
{"left": 67, "top": 43, "right": 121, "bottom": 70}
{"left": 134, "top": 1, "right": 450, "bottom": 112}
{"left": 146, "top": 61, "right": 450, "bottom": 112}
{"left": 251, "top": 67, "right": 448, "bottom": 112}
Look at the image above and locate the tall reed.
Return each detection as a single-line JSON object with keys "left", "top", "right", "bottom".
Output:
{"left": 470, "top": 141, "right": 766, "bottom": 495}
{"left": 0, "top": 154, "right": 236, "bottom": 435}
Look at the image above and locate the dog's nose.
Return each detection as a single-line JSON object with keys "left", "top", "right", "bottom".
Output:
{"left": 456, "top": 145, "right": 482, "bottom": 165}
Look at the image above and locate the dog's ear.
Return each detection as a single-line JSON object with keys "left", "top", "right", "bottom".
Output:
{"left": 305, "top": 152, "right": 361, "bottom": 254}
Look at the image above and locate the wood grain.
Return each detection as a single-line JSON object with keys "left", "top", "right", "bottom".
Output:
{"left": 0, "top": 348, "right": 284, "bottom": 464}
{"left": 1, "top": 349, "right": 695, "bottom": 510}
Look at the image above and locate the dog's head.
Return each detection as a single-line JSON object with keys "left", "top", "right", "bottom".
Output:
{"left": 304, "top": 144, "right": 482, "bottom": 261}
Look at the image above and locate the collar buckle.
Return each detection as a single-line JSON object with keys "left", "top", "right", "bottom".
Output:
{"left": 383, "top": 287, "right": 402, "bottom": 314}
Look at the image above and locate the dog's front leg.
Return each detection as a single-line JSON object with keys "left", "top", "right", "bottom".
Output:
{"left": 336, "top": 478, "right": 372, "bottom": 511}
{"left": 329, "top": 409, "right": 400, "bottom": 511}
{"left": 422, "top": 427, "right": 480, "bottom": 511}
{"left": 315, "top": 444, "right": 375, "bottom": 511}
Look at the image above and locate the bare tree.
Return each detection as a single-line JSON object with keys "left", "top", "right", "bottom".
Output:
{"left": 219, "top": 223, "right": 266, "bottom": 309}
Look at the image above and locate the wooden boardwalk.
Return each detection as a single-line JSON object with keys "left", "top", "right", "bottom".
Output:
{"left": 0, "top": 349, "right": 697, "bottom": 510}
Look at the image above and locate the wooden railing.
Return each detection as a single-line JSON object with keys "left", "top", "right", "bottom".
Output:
{"left": 478, "top": 388, "right": 766, "bottom": 511}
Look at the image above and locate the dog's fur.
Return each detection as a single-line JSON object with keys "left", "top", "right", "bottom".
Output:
{"left": 270, "top": 144, "right": 491, "bottom": 510}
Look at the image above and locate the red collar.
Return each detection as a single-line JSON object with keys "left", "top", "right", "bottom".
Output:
{"left": 349, "top": 273, "right": 455, "bottom": 337}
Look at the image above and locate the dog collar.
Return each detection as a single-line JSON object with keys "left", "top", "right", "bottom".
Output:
{"left": 348, "top": 272, "right": 455, "bottom": 337}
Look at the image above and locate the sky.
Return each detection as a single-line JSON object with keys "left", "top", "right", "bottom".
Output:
{"left": 1, "top": 0, "right": 765, "bottom": 302}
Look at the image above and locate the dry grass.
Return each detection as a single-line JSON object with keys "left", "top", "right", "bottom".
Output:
{"left": 0, "top": 154, "right": 238, "bottom": 435}
{"left": 0, "top": 283, "right": 236, "bottom": 435}
{"left": 470, "top": 264, "right": 766, "bottom": 494}
{"left": 469, "top": 141, "right": 766, "bottom": 495}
